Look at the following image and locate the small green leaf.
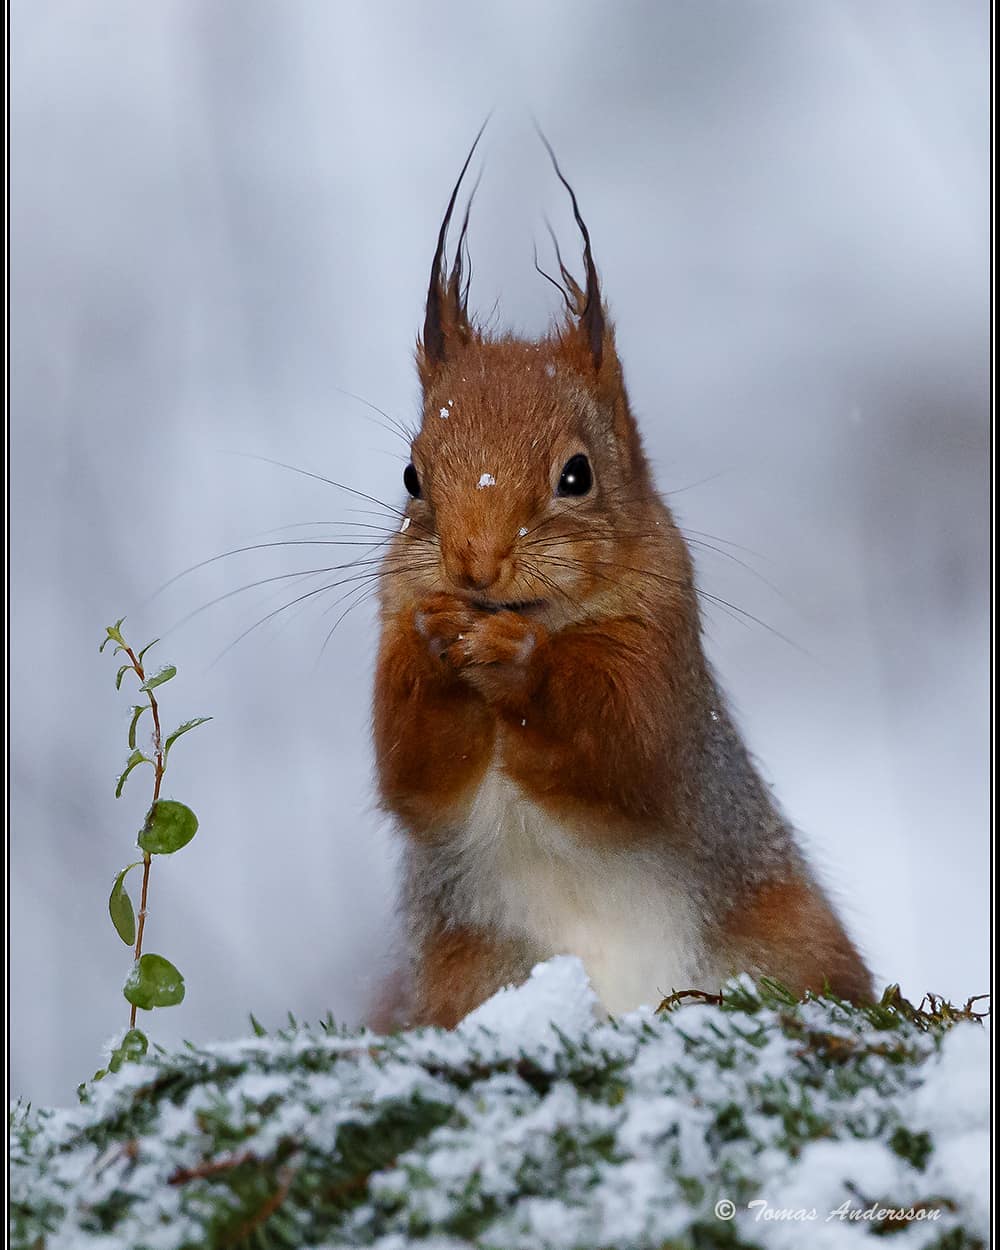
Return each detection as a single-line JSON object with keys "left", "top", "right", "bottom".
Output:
{"left": 127, "top": 704, "right": 148, "bottom": 750}
{"left": 108, "top": 863, "right": 141, "bottom": 945}
{"left": 121, "top": 1027, "right": 149, "bottom": 1058}
{"left": 140, "top": 664, "right": 177, "bottom": 693}
{"left": 164, "top": 717, "right": 212, "bottom": 761}
{"left": 123, "top": 954, "right": 185, "bottom": 1010}
{"left": 115, "top": 750, "right": 152, "bottom": 798}
{"left": 107, "top": 1028, "right": 149, "bottom": 1072}
{"left": 249, "top": 1013, "right": 267, "bottom": 1038}
{"left": 100, "top": 618, "right": 126, "bottom": 652}
{"left": 115, "top": 664, "right": 133, "bottom": 691}
{"left": 138, "top": 799, "right": 198, "bottom": 854}
{"left": 138, "top": 639, "right": 160, "bottom": 664}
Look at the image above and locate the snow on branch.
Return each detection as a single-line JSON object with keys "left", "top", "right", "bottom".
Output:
{"left": 10, "top": 958, "right": 989, "bottom": 1249}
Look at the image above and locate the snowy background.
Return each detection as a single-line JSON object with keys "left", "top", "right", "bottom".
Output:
{"left": 10, "top": 1, "right": 988, "bottom": 1106}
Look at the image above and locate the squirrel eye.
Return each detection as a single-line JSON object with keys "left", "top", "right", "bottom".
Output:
{"left": 403, "top": 463, "right": 421, "bottom": 499}
{"left": 557, "top": 454, "right": 593, "bottom": 497}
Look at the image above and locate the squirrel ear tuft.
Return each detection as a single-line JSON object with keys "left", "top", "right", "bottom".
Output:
{"left": 535, "top": 130, "right": 617, "bottom": 383}
{"left": 418, "top": 123, "right": 486, "bottom": 390}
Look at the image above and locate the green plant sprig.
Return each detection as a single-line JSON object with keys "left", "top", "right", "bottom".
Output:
{"left": 101, "top": 618, "right": 211, "bottom": 1035}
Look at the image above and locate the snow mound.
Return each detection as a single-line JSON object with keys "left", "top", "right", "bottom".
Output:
{"left": 460, "top": 956, "right": 598, "bottom": 1050}
{"left": 9, "top": 959, "right": 989, "bottom": 1249}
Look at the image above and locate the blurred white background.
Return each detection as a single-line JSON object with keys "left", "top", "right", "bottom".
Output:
{"left": 11, "top": 1, "right": 988, "bottom": 1105}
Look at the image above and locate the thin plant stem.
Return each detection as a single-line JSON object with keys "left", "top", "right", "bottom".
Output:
{"left": 122, "top": 644, "right": 165, "bottom": 1029}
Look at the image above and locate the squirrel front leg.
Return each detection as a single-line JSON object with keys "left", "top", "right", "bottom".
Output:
{"left": 443, "top": 609, "right": 683, "bottom": 828}
{"left": 410, "top": 922, "right": 535, "bottom": 1028}
{"left": 373, "top": 594, "right": 495, "bottom": 835}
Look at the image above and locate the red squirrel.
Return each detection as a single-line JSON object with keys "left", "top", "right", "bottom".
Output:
{"left": 371, "top": 137, "right": 873, "bottom": 1029}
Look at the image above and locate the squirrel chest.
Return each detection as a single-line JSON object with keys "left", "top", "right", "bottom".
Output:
{"left": 445, "top": 747, "right": 707, "bottom": 1014}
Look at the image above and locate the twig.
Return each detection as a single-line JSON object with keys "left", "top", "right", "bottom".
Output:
{"left": 223, "top": 1162, "right": 298, "bottom": 1246}
{"left": 656, "top": 988, "right": 724, "bottom": 1013}
{"left": 168, "top": 1151, "right": 258, "bottom": 1186}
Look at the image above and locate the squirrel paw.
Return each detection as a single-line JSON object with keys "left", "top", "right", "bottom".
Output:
{"left": 414, "top": 594, "right": 479, "bottom": 662}
{"left": 456, "top": 615, "right": 546, "bottom": 705}
{"left": 414, "top": 596, "right": 544, "bottom": 703}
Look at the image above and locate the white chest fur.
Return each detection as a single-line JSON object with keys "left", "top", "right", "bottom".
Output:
{"left": 447, "top": 760, "right": 708, "bottom": 1014}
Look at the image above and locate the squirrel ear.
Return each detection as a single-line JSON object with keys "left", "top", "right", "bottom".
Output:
{"left": 418, "top": 124, "right": 486, "bottom": 390}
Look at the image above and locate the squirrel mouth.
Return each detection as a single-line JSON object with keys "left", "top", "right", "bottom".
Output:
{"left": 469, "top": 597, "right": 547, "bottom": 616}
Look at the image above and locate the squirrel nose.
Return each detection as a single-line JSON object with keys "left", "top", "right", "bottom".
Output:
{"left": 444, "top": 543, "right": 505, "bottom": 593}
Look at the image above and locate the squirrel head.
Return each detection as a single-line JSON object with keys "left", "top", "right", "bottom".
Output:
{"left": 390, "top": 136, "right": 693, "bottom": 630}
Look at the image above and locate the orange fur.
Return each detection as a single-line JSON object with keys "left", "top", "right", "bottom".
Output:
{"left": 411, "top": 925, "right": 525, "bottom": 1029}
{"left": 719, "top": 880, "right": 874, "bottom": 1002}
